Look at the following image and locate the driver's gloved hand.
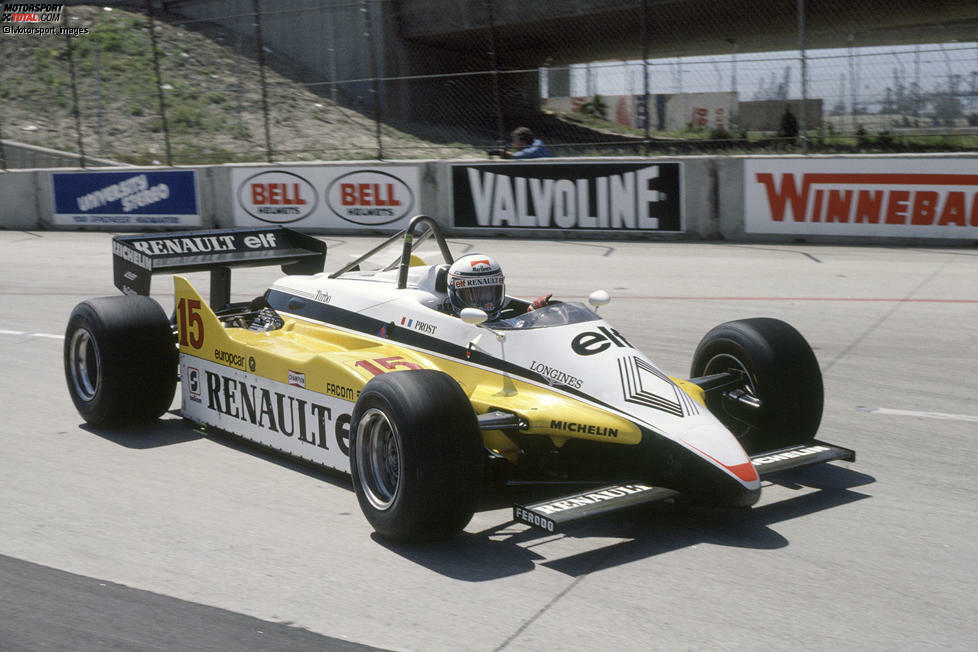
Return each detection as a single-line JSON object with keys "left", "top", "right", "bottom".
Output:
{"left": 529, "top": 293, "right": 553, "bottom": 311}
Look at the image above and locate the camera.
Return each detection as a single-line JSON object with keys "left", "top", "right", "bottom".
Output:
{"left": 485, "top": 140, "right": 509, "bottom": 157}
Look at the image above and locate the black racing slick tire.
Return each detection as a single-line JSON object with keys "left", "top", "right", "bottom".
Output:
{"left": 350, "top": 370, "right": 484, "bottom": 543}
{"left": 64, "top": 296, "right": 177, "bottom": 426}
{"left": 690, "top": 317, "right": 823, "bottom": 456}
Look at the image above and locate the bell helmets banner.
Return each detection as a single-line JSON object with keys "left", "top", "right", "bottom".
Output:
{"left": 451, "top": 162, "right": 683, "bottom": 232}
{"left": 745, "top": 158, "right": 978, "bottom": 238}
{"left": 52, "top": 170, "right": 200, "bottom": 227}
{"left": 233, "top": 166, "right": 419, "bottom": 229}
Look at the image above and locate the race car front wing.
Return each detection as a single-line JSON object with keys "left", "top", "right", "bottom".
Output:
{"left": 512, "top": 439, "right": 855, "bottom": 533}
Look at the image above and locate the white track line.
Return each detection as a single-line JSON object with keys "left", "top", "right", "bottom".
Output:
{"left": 0, "top": 330, "right": 63, "bottom": 340}
{"left": 858, "top": 406, "right": 978, "bottom": 424}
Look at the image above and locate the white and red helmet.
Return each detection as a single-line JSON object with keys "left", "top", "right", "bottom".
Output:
{"left": 447, "top": 254, "right": 505, "bottom": 319}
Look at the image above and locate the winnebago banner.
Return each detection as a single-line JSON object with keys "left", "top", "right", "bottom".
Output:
{"left": 745, "top": 158, "right": 978, "bottom": 238}
{"left": 451, "top": 162, "right": 682, "bottom": 232}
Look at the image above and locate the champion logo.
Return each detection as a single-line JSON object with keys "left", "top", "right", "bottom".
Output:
{"left": 287, "top": 369, "right": 306, "bottom": 389}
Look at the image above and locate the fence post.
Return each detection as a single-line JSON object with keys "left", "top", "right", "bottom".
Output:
{"left": 252, "top": 0, "right": 273, "bottom": 163}
{"left": 0, "top": 108, "right": 6, "bottom": 171}
{"left": 62, "top": 6, "right": 87, "bottom": 168}
{"left": 730, "top": 38, "right": 738, "bottom": 132}
{"left": 641, "top": 0, "right": 650, "bottom": 154}
{"left": 361, "top": 0, "right": 383, "bottom": 159}
{"left": 145, "top": 0, "right": 172, "bottom": 166}
{"left": 849, "top": 33, "right": 858, "bottom": 132}
{"left": 95, "top": 44, "right": 104, "bottom": 156}
{"left": 485, "top": 0, "right": 505, "bottom": 143}
{"left": 797, "top": 0, "right": 808, "bottom": 152}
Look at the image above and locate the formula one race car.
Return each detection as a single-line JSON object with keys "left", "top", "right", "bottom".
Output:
{"left": 65, "top": 216, "right": 854, "bottom": 542}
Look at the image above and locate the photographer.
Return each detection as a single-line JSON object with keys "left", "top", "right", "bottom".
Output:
{"left": 492, "top": 126, "right": 552, "bottom": 159}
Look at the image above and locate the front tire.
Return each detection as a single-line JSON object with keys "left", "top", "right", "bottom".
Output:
{"left": 64, "top": 296, "right": 177, "bottom": 426}
{"left": 690, "top": 318, "right": 823, "bottom": 455}
{"left": 350, "top": 370, "right": 483, "bottom": 543}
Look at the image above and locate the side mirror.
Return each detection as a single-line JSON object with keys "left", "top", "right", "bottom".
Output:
{"left": 459, "top": 307, "right": 488, "bottom": 325}
{"left": 588, "top": 290, "right": 611, "bottom": 310}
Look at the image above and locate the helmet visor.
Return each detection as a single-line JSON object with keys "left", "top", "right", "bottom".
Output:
{"left": 456, "top": 284, "right": 504, "bottom": 312}
{"left": 451, "top": 273, "right": 505, "bottom": 314}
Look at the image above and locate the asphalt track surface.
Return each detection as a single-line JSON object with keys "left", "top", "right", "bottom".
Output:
{"left": 1, "top": 231, "right": 976, "bottom": 651}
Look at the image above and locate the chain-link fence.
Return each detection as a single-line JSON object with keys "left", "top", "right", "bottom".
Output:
{"left": 1, "top": 0, "right": 975, "bottom": 167}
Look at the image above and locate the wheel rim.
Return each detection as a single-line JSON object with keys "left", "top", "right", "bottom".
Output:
{"left": 355, "top": 408, "right": 401, "bottom": 511}
{"left": 703, "top": 352, "right": 756, "bottom": 440}
{"left": 68, "top": 328, "right": 101, "bottom": 402}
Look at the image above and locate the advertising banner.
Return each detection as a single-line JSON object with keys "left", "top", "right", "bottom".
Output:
{"left": 452, "top": 162, "right": 682, "bottom": 232}
{"left": 52, "top": 170, "right": 200, "bottom": 227}
{"left": 543, "top": 92, "right": 735, "bottom": 132}
{"left": 663, "top": 92, "right": 736, "bottom": 132}
{"left": 231, "top": 166, "right": 420, "bottom": 230}
{"left": 745, "top": 158, "right": 978, "bottom": 238}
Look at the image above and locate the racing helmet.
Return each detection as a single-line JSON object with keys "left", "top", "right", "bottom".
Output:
{"left": 447, "top": 254, "right": 505, "bottom": 319}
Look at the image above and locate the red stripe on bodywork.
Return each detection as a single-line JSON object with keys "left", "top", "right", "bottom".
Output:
{"left": 687, "top": 444, "right": 759, "bottom": 484}
{"left": 726, "top": 462, "right": 760, "bottom": 483}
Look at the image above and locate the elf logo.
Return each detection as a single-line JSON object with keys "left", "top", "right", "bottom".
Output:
{"left": 238, "top": 171, "right": 318, "bottom": 224}
{"left": 327, "top": 170, "right": 414, "bottom": 226}
{"left": 571, "top": 326, "right": 634, "bottom": 356}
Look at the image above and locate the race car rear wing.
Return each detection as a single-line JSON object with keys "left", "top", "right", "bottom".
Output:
{"left": 112, "top": 227, "right": 327, "bottom": 309}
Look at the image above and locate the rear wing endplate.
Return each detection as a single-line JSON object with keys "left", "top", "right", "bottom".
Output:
{"left": 112, "top": 227, "right": 327, "bottom": 309}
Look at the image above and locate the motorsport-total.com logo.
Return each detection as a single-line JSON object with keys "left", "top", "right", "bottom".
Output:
{"left": 1, "top": 3, "right": 89, "bottom": 36}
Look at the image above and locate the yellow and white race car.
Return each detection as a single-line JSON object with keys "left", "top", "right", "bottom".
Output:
{"left": 65, "top": 216, "right": 854, "bottom": 542}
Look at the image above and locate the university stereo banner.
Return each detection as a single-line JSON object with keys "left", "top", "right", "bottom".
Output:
{"left": 745, "top": 158, "right": 978, "bottom": 238}
{"left": 52, "top": 170, "right": 200, "bottom": 227}
{"left": 451, "top": 162, "right": 682, "bottom": 232}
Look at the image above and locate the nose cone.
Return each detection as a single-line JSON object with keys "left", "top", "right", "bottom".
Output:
{"left": 679, "top": 423, "right": 760, "bottom": 490}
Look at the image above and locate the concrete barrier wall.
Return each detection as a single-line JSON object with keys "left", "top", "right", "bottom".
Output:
{"left": 0, "top": 170, "right": 43, "bottom": 229}
{"left": 2, "top": 155, "right": 976, "bottom": 245}
{"left": 1, "top": 140, "right": 125, "bottom": 170}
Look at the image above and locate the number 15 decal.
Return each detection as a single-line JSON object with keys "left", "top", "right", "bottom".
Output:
{"left": 177, "top": 298, "right": 204, "bottom": 349}
{"left": 355, "top": 356, "right": 422, "bottom": 376}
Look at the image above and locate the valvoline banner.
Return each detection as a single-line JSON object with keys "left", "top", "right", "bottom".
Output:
{"left": 52, "top": 170, "right": 200, "bottom": 227}
{"left": 451, "top": 162, "right": 682, "bottom": 232}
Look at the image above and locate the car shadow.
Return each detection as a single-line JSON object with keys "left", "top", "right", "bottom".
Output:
{"left": 81, "top": 412, "right": 353, "bottom": 490}
{"left": 200, "top": 422, "right": 354, "bottom": 490}
{"left": 375, "top": 464, "right": 875, "bottom": 581}
{"left": 79, "top": 413, "right": 204, "bottom": 449}
{"left": 82, "top": 415, "right": 874, "bottom": 579}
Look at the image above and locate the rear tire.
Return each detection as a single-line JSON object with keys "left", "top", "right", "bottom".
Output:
{"left": 64, "top": 296, "right": 177, "bottom": 426}
{"left": 350, "top": 370, "right": 484, "bottom": 543}
{"left": 690, "top": 318, "right": 823, "bottom": 455}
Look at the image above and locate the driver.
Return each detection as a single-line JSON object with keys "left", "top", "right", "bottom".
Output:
{"left": 445, "top": 254, "right": 552, "bottom": 320}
